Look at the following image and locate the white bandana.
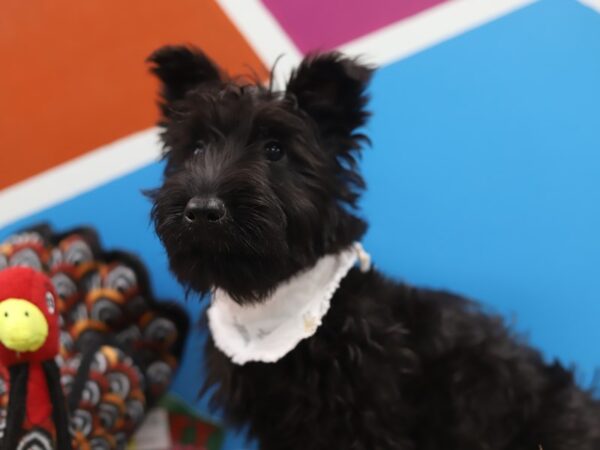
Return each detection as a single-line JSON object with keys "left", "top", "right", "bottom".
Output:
{"left": 207, "top": 243, "right": 371, "bottom": 365}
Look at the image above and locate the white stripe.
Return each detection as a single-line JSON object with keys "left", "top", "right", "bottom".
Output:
{"left": 339, "top": 0, "right": 538, "bottom": 66}
{"left": 0, "top": 128, "right": 162, "bottom": 228}
{"left": 579, "top": 0, "right": 600, "bottom": 13}
{"left": 215, "top": 0, "right": 302, "bottom": 89}
{"left": 217, "top": 0, "right": 536, "bottom": 70}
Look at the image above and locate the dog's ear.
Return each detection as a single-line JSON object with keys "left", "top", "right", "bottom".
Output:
{"left": 286, "top": 53, "right": 374, "bottom": 149}
{"left": 147, "top": 45, "right": 223, "bottom": 107}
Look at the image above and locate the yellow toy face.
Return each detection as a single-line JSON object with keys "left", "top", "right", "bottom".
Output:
{"left": 0, "top": 298, "right": 49, "bottom": 352}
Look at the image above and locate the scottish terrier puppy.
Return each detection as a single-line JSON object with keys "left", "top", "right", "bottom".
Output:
{"left": 147, "top": 46, "right": 600, "bottom": 450}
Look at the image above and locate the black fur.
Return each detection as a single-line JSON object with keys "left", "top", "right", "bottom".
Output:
{"left": 1, "top": 365, "right": 27, "bottom": 450}
{"left": 42, "top": 360, "right": 72, "bottom": 450}
{"left": 148, "top": 45, "right": 600, "bottom": 449}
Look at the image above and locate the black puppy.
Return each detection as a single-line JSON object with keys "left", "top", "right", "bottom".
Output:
{"left": 147, "top": 46, "right": 600, "bottom": 450}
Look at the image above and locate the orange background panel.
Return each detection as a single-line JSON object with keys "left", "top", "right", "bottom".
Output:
{"left": 0, "top": 0, "right": 266, "bottom": 189}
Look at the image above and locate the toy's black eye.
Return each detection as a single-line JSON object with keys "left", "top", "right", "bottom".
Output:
{"left": 193, "top": 140, "right": 207, "bottom": 156}
{"left": 45, "top": 291, "right": 56, "bottom": 314}
{"left": 264, "top": 141, "right": 284, "bottom": 162}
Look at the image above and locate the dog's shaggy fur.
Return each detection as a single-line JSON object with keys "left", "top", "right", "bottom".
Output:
{"left": 147, "top": 46, "right": 600, "bottom": 450}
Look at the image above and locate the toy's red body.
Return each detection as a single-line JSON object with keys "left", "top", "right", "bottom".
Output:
{"left": 0, "top": 267, "right": 62, "bottom": 444}
{"left": 24, "top": 363, "right": 53, "bottom": 426}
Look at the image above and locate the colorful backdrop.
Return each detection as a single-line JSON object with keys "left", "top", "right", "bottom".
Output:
{"left": 1, "top": 0, "right": 600, "bottom": 448}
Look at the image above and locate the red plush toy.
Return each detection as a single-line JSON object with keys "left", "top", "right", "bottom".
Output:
{"left": 0, "top": 226, "right": 189, "bottom": 450}
{"left": 0, "top": 267, "right": 71, "bottom": 450}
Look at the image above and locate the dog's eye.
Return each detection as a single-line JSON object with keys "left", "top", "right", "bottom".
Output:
{"left": 264, "top": 141, "right": 284, "bottom": 162}
{"left": 193, "top": 140, "right": 207, "bottom": 156}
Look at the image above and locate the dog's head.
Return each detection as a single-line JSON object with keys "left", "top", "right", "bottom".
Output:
{"left": 147, "top": 46, "right": 373, "bottom": 303}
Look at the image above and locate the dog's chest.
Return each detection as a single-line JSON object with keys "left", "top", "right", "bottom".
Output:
{"left": 204, "top": 271, "right": 415, "bottom": 449}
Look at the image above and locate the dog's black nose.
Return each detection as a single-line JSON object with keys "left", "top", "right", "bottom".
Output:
{"left": 184, "top": 197, "right": 226, "bottom": 223}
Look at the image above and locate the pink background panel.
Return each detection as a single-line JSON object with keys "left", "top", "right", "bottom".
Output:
{"left": 261, "top": 0, "right": 449, "bottom": 53}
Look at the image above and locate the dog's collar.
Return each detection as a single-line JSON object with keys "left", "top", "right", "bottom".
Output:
{"left": 207, "top": 243, "right": 371, "bottom": 365}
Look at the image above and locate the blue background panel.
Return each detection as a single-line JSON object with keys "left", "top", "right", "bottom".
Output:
{"left": 1, "top": 1, "right": 599, "bottom": 448}
{"left": 362, "top": 0, "right": 600, "bottom": 382}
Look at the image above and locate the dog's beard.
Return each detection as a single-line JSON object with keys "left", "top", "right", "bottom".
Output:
{"left": 149, "top": 185, "right": 294, "bottom": 304}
